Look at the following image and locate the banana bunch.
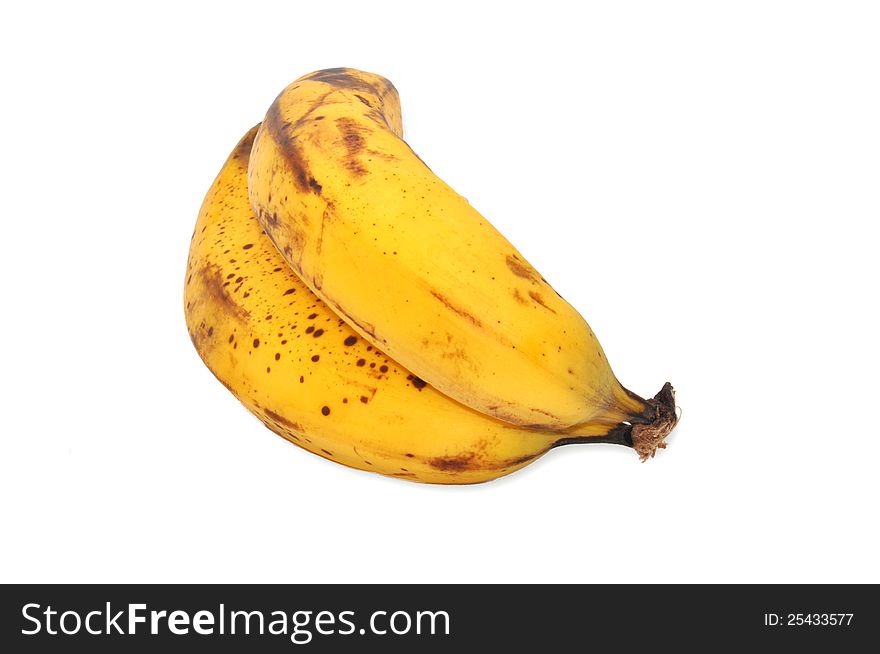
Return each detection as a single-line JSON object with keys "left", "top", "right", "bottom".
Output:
{"left": 184, "top": 68, "right": 677, "bottom": 484}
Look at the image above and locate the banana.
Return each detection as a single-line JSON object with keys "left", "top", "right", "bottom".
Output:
{"left": 185, "top": 127, "right": 658, "bottom": 485}
{"left": 248, "top": 68, "right": 675, "bottom": 439}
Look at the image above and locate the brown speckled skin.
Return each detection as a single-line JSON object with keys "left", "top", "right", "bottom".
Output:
{"left": 185, "top": 128, "right": 637, "bottom": 484}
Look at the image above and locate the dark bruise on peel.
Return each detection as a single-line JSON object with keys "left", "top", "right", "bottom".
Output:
{"left": 264, "top": 96, "right": 327, "bottom": 196}
{"left": 335, "top": 117, "right": 369, "bottom": 176}
{"left": 365, "top": 147, "right": 399, "bottom": 162}
{"left": 261, "top": 208, "right": 279, "bottom": 228}
{"left": 406, "top": 374, "right": 428, "bottom": 390}
{"left": 429, "top": 290, "right": 483, "bottom": 328}
{"left": 306, "top": 68, "right": 399, "bottom": 111}
{"left": 528, "top": 291, "right": 555, "bottom": 313}
{"left": 263, "top": 70, "right": 401, "bottom": 210}
{"left": 427, "top": 451, "right": 540, "bottom": 473}
{"left": 262, "top": 215, "right": 305, "bottom": 271}
{"left": 506, "top": 254, "right": 538, "bottom": 282}
{"left": 197, "top": 264, "right": 250, "bottom": 323}
{"left": 305, "top": 68, "right": 381, "bottom": 95}
{"left": 428, "top": 454, "right": 476, "bottom": 472}
{"left": 264, "top": 408, "right": 303, "bottom": 432}
{"left": 306, "top": 69, "right": 400, "bottom": 133}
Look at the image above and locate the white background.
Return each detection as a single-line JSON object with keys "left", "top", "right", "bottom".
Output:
{"left": 1, "top": 1, "right": 878, "bottom": 583}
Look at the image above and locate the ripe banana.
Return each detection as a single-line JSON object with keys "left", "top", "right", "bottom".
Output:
{"left": 248, "top": 67, "right": 675, "bottom": 438}
{"left": 185, "top": 127, "right": 660, "bottom": 485}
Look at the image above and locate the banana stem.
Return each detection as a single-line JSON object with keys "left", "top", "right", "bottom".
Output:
{"left": 553, "top": 382, "right": 678, "bottom": 461}
{"left": 629, "top": 382, "right": 678, "bottom": 461}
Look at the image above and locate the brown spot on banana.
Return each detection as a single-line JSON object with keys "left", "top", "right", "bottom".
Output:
{"left": 297, "top": 69, "right": 402, "bottom": 136}
{"left": 264, "top": 100, "right": 312, "bottom": 193}
{"left": 263, "top": 408, "right": 304, "bottom": 433}
{"left": 305, "top": 68, "right": 382, "bottom": 95}
{"left": 429, "top": 290, "right": 483, "bottom": 328}
{"left": 263, "top": 209, "right": 279, "bottom": 227}
{"left": 365, "top": 148, "right": 398, "bottom": 161}
{"left": 262, "top": 215, "right": 307, "bottom": 271}
{"left": 512, "top": 288, "right": 527, "bottom": 304}
{"left": 306, "top": 69, "right": 400, "bottom": 110}
{"left": 428, "top": 453, "right": 477, "bottom": 471}
{"left": 506, "top": 253, "right": 538, "bottom": 282}
{"left": 263, "top": 95, "right": 331, "bottom": 196}
{"left": 528, "top": 290, "right": 556, "bottom": 313}
{"left": 335, "top": 117, "right": 369, "bottom": 176}
{"left": 406, "top": 374, "right": 428, "bottom": 390}
{"left": 439, "top": 346, "right": 474, "bottom": 364}
{"left": 195, "top": 263, "right": 250, "bottom": 324}
{"left": 427, "top": 451, "right": 544, "bottom": 473}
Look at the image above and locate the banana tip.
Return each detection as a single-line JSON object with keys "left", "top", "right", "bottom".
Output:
{"left": 631, "top": 382, "right": 678, "bottom": 461}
